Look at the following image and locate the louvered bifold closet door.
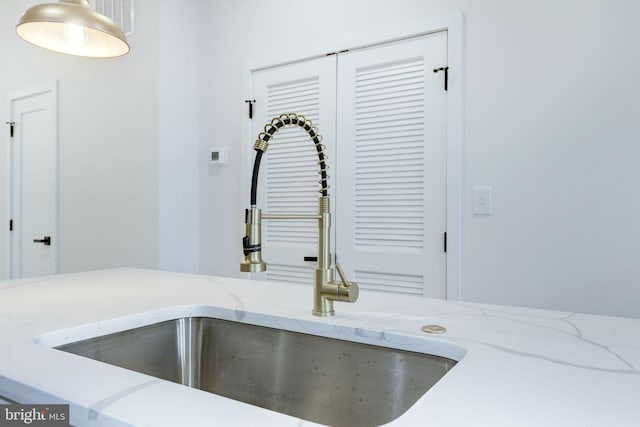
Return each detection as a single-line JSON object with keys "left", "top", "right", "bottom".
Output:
{"left": 251, "top": 56, "right": 337, "bottom": 286}
{"left": 336, "top": 32, "right": 448, "bottom": 297}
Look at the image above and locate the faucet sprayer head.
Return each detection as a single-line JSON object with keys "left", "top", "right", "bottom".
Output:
{"left": 240, "top": 207, "right": 266, "bottom": 273}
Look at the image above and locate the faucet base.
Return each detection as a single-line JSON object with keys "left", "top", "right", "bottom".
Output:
{"left": 312, "top": 308, "right": 335, "bottom": 317}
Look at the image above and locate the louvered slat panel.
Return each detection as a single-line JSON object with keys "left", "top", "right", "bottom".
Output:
{"left": 355, "top": 271, "right": 423, "bottom": 295}
{"left": 93, "top": 0, "right": 135, "bottom": 35}
{"left": 266, "top": 264, "right": 314, "bottom": 285}
{"left": 264, "top": 78, "right": 322, "bottom": 246}
{"left": 354, "top": 58, "right": 425, "bottom": 249}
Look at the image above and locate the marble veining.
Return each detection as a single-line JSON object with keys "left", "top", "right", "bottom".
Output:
{"left": 0, "top": 276, "right": 53, "bottom": 290}
{"left": 88, "top": 379, "right": 164, "bottom": 421}
{"left": 442, "top": 302, "right": 639, "bottom": 374}
{"left": 228, "top": 293, "right": 247, "bottom": 320}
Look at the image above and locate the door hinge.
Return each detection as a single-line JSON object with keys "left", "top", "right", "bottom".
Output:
{"left": 9, "top": 219, "right": 13, "bottom": 231}
{"left": 6, "top": 121, "right": 15, "bottom": 138}
{"left": 244, "top": 99, "right": 256, "bottom": 119}
{"left": 433, "top": 66, "right": 449, "bottom": 91}
{"left": 444, "top": 231, "right": 447, "bottom": 253}
{"left": 326, "top": 49, "right": 349, "bottom": 57}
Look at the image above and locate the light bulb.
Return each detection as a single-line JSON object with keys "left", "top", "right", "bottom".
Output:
{"left": 63, "top": 23, "right": 87, "bottom": 44}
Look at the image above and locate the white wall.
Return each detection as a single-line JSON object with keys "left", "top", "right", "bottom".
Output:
{"left": 198, "top": 0, "right": 640, "bottom": 318}
{"left": 0, "top": 0, "right": 160, "bottom": 276}
{"left": 157, "top": 1, "right": 200, "bottom": 273}
{"left": 460, "top": 0, "right": 640, "bottom": 317}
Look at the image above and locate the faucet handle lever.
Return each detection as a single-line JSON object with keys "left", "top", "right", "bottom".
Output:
{"left": 325, "top": 263, "right": 359, "bottom": 303}
{"left": 335, "top": 263, "right": 350, "bottom": 288}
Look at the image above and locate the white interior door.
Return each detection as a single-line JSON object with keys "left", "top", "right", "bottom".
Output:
{"left": 251, "top": 56, "right": 337, "bottom": 285}
{"left": 336, "top": 32, "right": 448, "bottom": 297}
{"left": 8, "top": 82, "right": 58, "bottom": 279}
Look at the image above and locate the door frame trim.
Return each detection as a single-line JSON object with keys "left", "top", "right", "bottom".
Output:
{"left": 5, "top": 80, "right": 59, "bottom": 279}
{"left": 242, "top": 13, "right": 465, "bottom": 300}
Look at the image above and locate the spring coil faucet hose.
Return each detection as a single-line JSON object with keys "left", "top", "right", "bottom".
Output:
{"left": 249, "top": 113, "right": 329, "bottom": 206}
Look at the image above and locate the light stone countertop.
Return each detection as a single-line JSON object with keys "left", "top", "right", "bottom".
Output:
{"left": 0, "top": 268, "right": 638, "bottom": 426}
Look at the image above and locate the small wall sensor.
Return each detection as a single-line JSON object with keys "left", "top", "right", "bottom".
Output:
{"left": 210, "top": 147, "right": 227, "bottom": 164}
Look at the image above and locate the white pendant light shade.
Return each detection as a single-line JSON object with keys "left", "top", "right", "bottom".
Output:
{"left": 16, "top": 0, "right": 129, "bottom": 58}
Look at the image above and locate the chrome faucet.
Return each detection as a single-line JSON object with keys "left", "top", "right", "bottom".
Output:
{"left": 240, "top": 113, "right": 359, "bottom": 316}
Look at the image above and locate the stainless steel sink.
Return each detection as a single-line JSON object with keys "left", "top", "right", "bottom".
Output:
{"left": 56, "top": 317, "right": 456, "bottom": 427}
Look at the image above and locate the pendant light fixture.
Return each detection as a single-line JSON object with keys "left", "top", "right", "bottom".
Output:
{"left": 16, "top": 0, "right": 129, "bottom": 58}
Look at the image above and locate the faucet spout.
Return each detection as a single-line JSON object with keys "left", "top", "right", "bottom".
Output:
{"left": 240, "top": 113, "right": 359, "bottom": 316}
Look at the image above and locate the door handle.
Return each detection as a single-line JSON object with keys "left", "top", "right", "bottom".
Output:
{"left": 33, "top": 236, "right": 51, "bottom": 246}
{"left": 303, "top": 256, "right": 317, "bottom": 262}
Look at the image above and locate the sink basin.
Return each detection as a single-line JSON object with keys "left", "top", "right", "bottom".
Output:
{"left": 56, "top": 317, "right": 456, "bottom": 427}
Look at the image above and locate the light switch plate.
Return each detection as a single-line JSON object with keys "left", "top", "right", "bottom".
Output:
{"left": 473, "top": 186, "right": 492, "bottom": 215}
